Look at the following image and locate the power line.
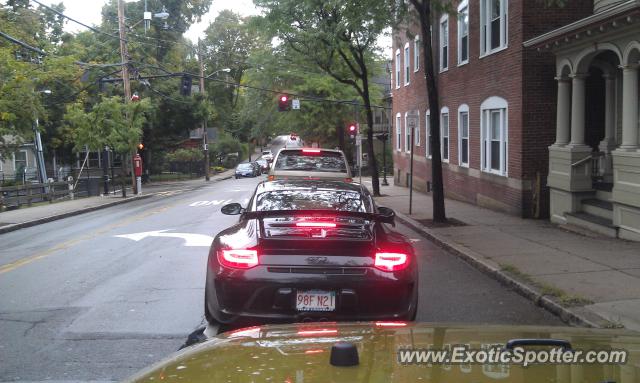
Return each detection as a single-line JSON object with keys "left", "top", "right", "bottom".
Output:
{"left": 30, "top": 0, "right": 125, "bottom": 43}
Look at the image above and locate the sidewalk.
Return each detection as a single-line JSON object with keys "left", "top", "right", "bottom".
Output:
{"left": 0, "top": 169, "right": 234, "bottom": 234}
{"left": 370, "top": 180, "right": 640, "bottom": 330}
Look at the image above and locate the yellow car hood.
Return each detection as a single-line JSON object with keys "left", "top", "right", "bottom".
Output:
{"left": 125, "top": 322, "right": 640, "bottom": 383}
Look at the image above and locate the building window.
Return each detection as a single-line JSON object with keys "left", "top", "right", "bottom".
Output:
{"left": 440, "top": 16, "right": 449, "bottom": 71}
{"left": 481, "top": 96, "right": 508, "bottom": 175}
{"left": 396, "top": 113, "right": 402, "bottom": 151}
{"left": 425, "top": 110, "right": 431, "bottom": 158}
{"left": 404, "top": 43, "right": 410, "bottom": 85}
{"left": 480, "top": 0, "right": 507, "bottom": 55}
{"left": 395, "top": 49, "right": 401, "bottom": 89}
{"left": 441, "top": 107, "right": 449, "bottom": 162}
{"left": 404, "top": 112, "right": 411, "bottom": 152}
{"left": 13, "top": 150, "right": 28, "bottom": 173}
{"left": 414, "top": 37, "right": 420, "bottom": 72}
{"left": 458, "top": 104, "right": 469, "bottom": 167}
{"left": 458, "top": 1, "right": 469, "bottom": 65}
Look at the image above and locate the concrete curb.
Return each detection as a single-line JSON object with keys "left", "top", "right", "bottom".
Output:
{"left": 0, "top": 194, "right": 153, "bottom": 235}
{"left": 0, "top": 174, "right": 234, "bottom": 235}
{"left": 394, "top": 211, "right": 611, "bottom": 328}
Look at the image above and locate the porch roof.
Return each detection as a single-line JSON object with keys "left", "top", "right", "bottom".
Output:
{"left": 523, "top": 0, "right": 640, "bottom": 51}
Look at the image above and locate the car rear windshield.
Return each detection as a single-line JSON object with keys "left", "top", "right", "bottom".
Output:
{"left": 237, "top": 163, "right": 252, "bottom": 169}
{"left": 274, "top": 150, "right": 347, "bottom": 173}
{"left": 255, "top": 188, "right": 370, "bottom": 212}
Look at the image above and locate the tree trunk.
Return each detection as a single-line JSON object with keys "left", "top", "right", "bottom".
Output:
{"left": 413, "top": 0, "right": 447, "bottom": 222}
{"left": 361, "top": 70, "right": 380, "bottom": 196}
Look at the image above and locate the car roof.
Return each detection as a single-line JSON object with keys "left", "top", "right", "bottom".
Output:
{"left": 256, "top": 180, "right": 365, "bottom": 194}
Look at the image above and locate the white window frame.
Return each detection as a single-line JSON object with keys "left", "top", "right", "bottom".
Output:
{"left": 404, "top": 43, "right": 410, "bottom": 86}
{"left": 439, "top": 15, "right": 449, "bottom": 72}
{"left": 395, "top": 113, "right": 402, "bottom": 151}
{"left": 404, "top": 112, "right": 411, "bottom": 153}
{"left": 457, "top": 0, "right": 469, "bottom": 66}
{"left": 480, "top": 96, "right": 508, "bottom": 176}
{"left": 414, "top": 37, "right": 420, "bottom": 72}
{"left": 395, "top": 49, "right": 401, "bottom": 89}
{"left": 441, "top": 107, "right": 450, "bottom": 162}
{"left": 480, "top": 0, "right": 508, "bottom": 57}
{"left": 414, "top": 112, "right": 421, "bottom": 147}
{"left": 458, "top": 104, "right": 470, "bottom": 167}
{"left": 13, "top": 150, "right": 29, "bottom": 172}
{"left": 425, "top": 110, "right": 432, "bottom": 158}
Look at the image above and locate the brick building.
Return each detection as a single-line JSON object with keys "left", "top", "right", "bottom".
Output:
{"left": 391, "top": 0, "right": 594, "bottom": 217}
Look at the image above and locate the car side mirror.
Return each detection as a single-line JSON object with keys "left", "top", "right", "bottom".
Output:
{"left": 377, "top": 206, "right": 396, "bottom": 226}
{"left": 221, "top": 203, "right": 244, "bottom": 215}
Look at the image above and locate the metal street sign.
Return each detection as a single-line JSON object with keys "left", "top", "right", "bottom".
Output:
{"left": 355, "top": 134, "right": 362, "bottom": 146}
{"left": 292, "top": 99, "right": 300, "bottom": 110}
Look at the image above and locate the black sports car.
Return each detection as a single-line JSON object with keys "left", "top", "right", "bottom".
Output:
{"left": 205, "top": 180, "right": 418, "bottom": 327}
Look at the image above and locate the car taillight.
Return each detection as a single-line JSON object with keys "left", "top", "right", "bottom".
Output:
{"left": 374, "top": 252, "right": 409, "bottom": 272}
{"left": 217, "top": 249, "right": 259, "bottom": 269}
{"left": 302, "top": 149, "right": 321, "bottom": 154}
{"left": 268, "top": 175, "right": 275, "bottom": 181}
{"left": 345, "top": 177, "right": 353, "bottom": 182}
{"left": 296, "top": 222, "right": 337, "bottom": 228}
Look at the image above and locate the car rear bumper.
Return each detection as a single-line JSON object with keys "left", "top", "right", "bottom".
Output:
{"left": 205, "top": 267, "right": 417, "bottom": 325}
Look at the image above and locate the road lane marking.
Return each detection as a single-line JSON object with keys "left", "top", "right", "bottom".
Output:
{"left": 115, "top": 230, "right": 213, "bottom": 247}
{"left": 189, "top": 199, "right": 232, "bottom": 207}
{"left": 0, "top": 204, "right": 174, "bottom": 275}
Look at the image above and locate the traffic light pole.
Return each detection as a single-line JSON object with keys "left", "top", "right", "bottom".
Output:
{"left": 117, "top": 0, "right": 138, "bottom": 195}
{"left": 198, "top": 39, "right": 210, "bottom": 181}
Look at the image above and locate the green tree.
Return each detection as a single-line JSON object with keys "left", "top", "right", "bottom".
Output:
{"left": 65, "top": 96, "right": 151, "bottom": 154}
{"left": 255, "top": 0, "right": 393, "bottom": 196}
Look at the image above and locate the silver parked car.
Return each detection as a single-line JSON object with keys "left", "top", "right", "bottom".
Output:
{"left": 267, "top": 148, "right": 352, "bottom": 182}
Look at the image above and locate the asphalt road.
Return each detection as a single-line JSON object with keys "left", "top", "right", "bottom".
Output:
{"left": 0, "top": 170, "right": 561, "bottom": 382}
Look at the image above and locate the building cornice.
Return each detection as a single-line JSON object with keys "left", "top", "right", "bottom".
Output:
{"left": 523, "top": 0, "right": 640, "bottom": 50}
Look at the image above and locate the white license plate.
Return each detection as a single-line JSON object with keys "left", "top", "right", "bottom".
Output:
{"left": 296, "top": 290, "right": 336, "bottom": 312}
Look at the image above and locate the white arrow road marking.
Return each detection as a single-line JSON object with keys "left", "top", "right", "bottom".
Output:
{"left": 115, "top": 230, "right": 213, "bottom": 247}
{"left": 189, "top": 199, "right": 233, "bottom": 207}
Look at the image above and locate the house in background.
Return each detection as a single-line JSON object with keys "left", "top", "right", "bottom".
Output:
{"left": 391, "top": 0, "right": 594, "bottom": 218}
{"left": 525, "top": 0, "right": 640, "bottom": 240}
{"left": 0, "top": 139, "right": 38, "bottom": 184}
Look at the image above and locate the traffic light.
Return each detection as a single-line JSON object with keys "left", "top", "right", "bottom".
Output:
{"left": 137, "top": 143, "right": 144, "bottom": 151}
{"left": 180, "top": 75, "right": 192, "bottom": 96}
{"left": 348, "top": 123, "right": 358, "bottom": 138}
{"left": 278, "top": 94, "right": 290, "bottom": 111}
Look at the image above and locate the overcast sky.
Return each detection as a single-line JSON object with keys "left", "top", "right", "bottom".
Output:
{"left": 38, "top": 0, "right": 261, "bottom": 42}
{"left": 38, "top": 0, "right": 391, "bottom": 59}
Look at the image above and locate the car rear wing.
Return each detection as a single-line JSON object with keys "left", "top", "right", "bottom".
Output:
{"left": 242, "top": 209, "right": 395, "bottom": 225}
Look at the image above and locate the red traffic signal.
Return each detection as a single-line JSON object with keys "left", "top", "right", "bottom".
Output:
{"left": 348, "top": 124, "right": 357, "bottom": 133}
{"left": 278, "top": 94, "right": 290, "bottom": 111}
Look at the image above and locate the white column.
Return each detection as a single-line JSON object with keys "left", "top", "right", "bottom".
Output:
{"left": 599, "top": 73, "right": 617, "bottom": 182}
{"left": 554, "top": 76, "right": 571, "bottom": 146}
{"left": 620, "top": 64, "right": 639, "bottom": 150}
{"left": 569, "top": 73, "right": 588, "bottom": 147}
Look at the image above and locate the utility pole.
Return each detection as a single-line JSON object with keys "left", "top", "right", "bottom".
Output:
{"left": 117, "top": 0, "right": 137, "bottom": 194}
{"left": 198, "top": 39, "right": 210, "bottom": 181}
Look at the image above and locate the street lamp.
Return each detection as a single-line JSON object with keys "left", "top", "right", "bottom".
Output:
{"left": 205, "top": 67, "right": 231, "bottom": 79}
